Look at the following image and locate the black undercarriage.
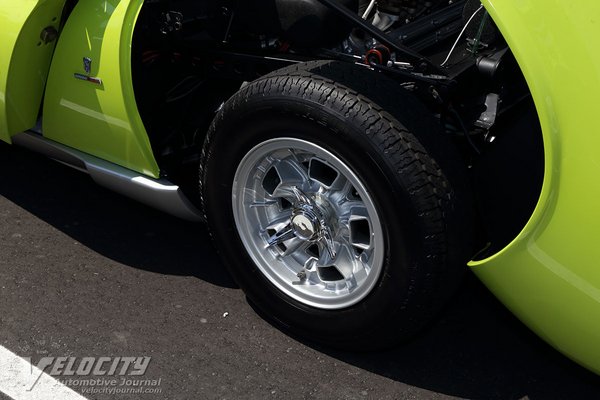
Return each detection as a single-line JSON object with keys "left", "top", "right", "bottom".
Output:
{"left": 132, "top": 0, "right": 544, "bottom": 258}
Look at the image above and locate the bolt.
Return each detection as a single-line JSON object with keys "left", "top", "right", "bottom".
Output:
{"left": 40, "top": 26, "right": 58, "bottom": 44}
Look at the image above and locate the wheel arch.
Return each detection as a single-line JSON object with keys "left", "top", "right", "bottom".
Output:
{"left": 472, "top": 0, "right": 600, "bottom": 374}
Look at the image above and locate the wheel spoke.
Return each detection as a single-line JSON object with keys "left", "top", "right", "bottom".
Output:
{"left": 321, "top": 225, "right": 337, "bottom": 259}
{"left": 266, "top": 225, "right": 295, "bottom": 248}
{"left": 329, "top": 172, "right": 349, "bottom": 193}
{"left": 264, "top": 209, "right": 293, "bottom": 232}
{"left": 282, "top": 237, "right": 309, "bottom": 257}
{"left": 272, "top": 184, "right": 308, "bottom": 204}
{"left": 333, "top": 243, "right": 357, "bottom": 281}
{"left": 327, "top": 174, "right": 353, "bottom": 205}
{"left": 250, "top": 200, "right": 278, "bottom": 208}
{"left": 343, "top": 203, "right": 369, "bottom": 221}
{"left": 316, "top": 242, "right": 335, "bottom": 267}
{"left": 273, "top": 159, "right": 309, "bottom": 188}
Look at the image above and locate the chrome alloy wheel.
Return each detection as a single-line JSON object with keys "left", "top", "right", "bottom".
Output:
{"left": 232, "top": 138, "right": 384, "bottom": 310}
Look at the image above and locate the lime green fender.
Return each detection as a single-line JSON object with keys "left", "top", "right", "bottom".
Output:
{"left": 42, "top": 0, "right": 159, "bottom": 178}
{"left": 0, "top": 0, "right": 65, "bottom": 143}
{"left": 473, "top": 0, "right": 600, "bottom": 373}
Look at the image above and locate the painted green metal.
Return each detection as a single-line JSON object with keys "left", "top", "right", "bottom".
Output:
{"left": 0, "top": 0, "right": 65, "bottom": 143}
{"left": 43, "top": 0, "right": 159, "bottom": 178}
{"left": 472, "top": 0, "right": 600, "bottom": 374}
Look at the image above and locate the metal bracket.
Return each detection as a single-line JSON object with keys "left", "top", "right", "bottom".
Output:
{"left": 475, "top": 93, "right": 499, "bottom": 130}
{"left": 160, "top": 11, "right": 183, "bottom": 35}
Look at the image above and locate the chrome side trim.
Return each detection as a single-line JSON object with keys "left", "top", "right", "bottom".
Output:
{"left": 13, "top": 132, "right": 204, "bottom": 222}
{"left": 13, "top": 130, "right": 87, "bottom": 172}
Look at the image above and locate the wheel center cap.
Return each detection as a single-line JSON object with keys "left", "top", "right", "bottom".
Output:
{"left": 291, "top": 213, "right": 318, "bottom": 241}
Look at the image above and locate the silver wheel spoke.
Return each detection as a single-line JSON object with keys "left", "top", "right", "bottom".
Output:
{"left": 316, "top": 242, "right": 335, "bottom": 267}
{"left": 266, "top": 225, "right": 294, "bottom": 248}
{"left": 343, "top": 202, "right": 369, "bottom": 221}
{"left": 273, "top": 159, "right": 309, "bottom": 188}
{"left": 250, "top": 200, "right": 278, "bottom": 208}
{"left": 321, "top": 225, "right": 337, "bottom": 259}
{"left": 333, "top": 242, "right": 357, "bottom": 281}
{"left": 264, "top": 209, "right": 293, "bottom": 232}
{"left": 272, "top": 183, "right": 313, "bottom": 204}
{"left": 328, "top": 172, "right": 349, "bottom": 193}
{"left": 346, "top": 205, "right": 373, "bottom": 251}
{"left": 281, "top": 237, "right": 309, "bottom": 257}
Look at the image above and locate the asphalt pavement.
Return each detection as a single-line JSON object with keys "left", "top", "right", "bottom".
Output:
{"left": 0, "top": 141, "right": 599, "bottom": 400}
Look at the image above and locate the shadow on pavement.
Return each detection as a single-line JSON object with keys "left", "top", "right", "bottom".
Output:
{"left": 315, "top": 275, "right": 600, "bottom": 399}
{"left": 0, "top": 142, "right": 235, "bottom": 289}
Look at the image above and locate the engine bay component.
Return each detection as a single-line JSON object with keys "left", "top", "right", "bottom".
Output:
{"left": 366, "top": 44, "right": 392, "bottom": 65}
{"left": 377, "top": 0, "right": 446, "bottom": 20}
{"left": 387, "top": 0, "right": 465, "bottom": 52}
{"left": 462, "top": 0, "right": 499, "bottom": 46}
{"left": 240, "top": 0, "right": 358, "bottom": 47}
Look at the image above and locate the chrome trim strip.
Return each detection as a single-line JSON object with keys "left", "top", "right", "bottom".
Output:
{"left": 13, "top": 132, "right": 204, "bottom": 222}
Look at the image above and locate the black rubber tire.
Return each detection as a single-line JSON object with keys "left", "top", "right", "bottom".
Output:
{"left": 200, "top": 60, "right": 472, "bottom": 349}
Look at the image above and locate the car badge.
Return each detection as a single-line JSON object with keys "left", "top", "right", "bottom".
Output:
{"left": 83, "top": 57, "right": 92, "bottom": 75}
{"left": 74, "top": 56, "right": 102, "bottom": 85}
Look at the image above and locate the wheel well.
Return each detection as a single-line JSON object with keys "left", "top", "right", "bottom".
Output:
{"left": 469, "top": 96, "right": 544, "bottom": 259}
{"left": 130, "top": 0, "right": 544, "bottom": 256}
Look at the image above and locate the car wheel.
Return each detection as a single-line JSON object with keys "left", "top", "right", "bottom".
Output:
{"left": 200, "top": 60, "right": 471, "bottom": 348}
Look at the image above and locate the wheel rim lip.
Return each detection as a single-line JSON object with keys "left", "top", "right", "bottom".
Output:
{"left": 232, "top": 138, "right": 385, "bottom": 310}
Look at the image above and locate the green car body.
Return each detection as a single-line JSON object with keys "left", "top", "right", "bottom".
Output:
{"left": 0, "top": 0, "right": 159, "bottom": 177}
{"left": 2, "top": 0, "right": 600, "bottom": 373}
{"left": 471, "top": 0, "right": 600, "bottom": 375}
